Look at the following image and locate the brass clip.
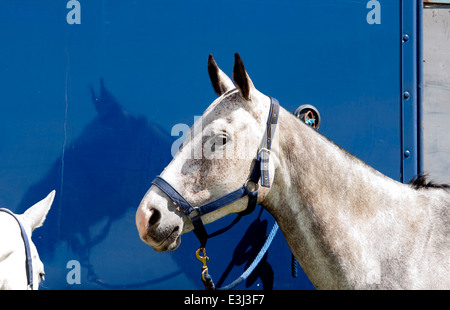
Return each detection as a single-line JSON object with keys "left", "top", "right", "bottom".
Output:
{"left": 196, "top": 247, "right": 209, "bottom": 281}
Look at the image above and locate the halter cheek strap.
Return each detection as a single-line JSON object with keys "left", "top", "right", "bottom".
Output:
{"left": 151, "top": 96, "right": 280, "bottom": 248}
{"left": 260, "top": 97, "right": 279, "bottom": 187}
{"left": 0, "top": 208, "right": 34, "bottom": 289}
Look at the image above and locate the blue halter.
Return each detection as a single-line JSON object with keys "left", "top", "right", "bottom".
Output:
{"left": 151, "top": 97, "right": 280, "bottom": 248}
{"left": 0, "top": 208, "right": 34, "bottom": 289}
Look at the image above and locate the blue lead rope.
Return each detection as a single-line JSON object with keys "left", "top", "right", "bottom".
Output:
{"left": 215, "top": 222, "right": 279, "bottom": 290}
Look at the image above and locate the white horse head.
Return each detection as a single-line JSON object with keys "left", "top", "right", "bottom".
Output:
{"left": 136, "top": 54, "right": 275, "bottom": 251}
{"left": 0, "top": 191, "right": 55, "bottom": 290}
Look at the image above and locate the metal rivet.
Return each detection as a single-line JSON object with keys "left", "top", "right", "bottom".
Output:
{"left": 403, "top": 34, "right": 410, "bottom": 42}
{"left": 404, "top": 150, "right": 411, "bottom": 158}
{"left": 403, "top": 92, "right": 410, "bottom": 100}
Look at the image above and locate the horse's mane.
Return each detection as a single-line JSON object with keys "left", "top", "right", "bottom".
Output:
{"left": 409, "top": 174, "right": 450, "bottom": 190}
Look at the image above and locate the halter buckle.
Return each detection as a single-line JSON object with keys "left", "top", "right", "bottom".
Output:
{"left": 244, "top": 179, "right": 259, "bottom": 196}
{"left": 257, "top": 148, "right": 271, "bottom": 161}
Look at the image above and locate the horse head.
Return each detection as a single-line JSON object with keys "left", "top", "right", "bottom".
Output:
{"left": 0, "top": 191, "right": 54, "bottom": 289}
{"left": 136, "top": 54, "right": 279, "bottom": 251}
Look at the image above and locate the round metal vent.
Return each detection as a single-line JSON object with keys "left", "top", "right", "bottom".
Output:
{"left": 293, "top": 104, "right": 321, "bottom": 129}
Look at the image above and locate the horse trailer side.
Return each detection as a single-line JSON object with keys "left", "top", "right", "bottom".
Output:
{"left": 1, "top": 0, "right": 443, "bottom": 290}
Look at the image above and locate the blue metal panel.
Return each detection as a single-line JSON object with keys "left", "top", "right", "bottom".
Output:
{"left": 401, "top": 0, "right": 420, "bottom": 183}
{"left": 0, "top": 0, "right": 421, "bottom": 290}
{"left": 417, "top": 0, "right": 425, "bottom": 177}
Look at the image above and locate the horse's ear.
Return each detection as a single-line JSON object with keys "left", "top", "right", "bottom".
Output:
{"left": 22, "top": 190, "right": 55, "bottom": 232}
{"left": 232, "top": 53, "right": 254, "bottom": 101}
{"left": 208, "top": 54, "right": 234, "bottom": 96}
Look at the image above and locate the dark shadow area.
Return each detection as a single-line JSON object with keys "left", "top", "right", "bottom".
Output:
{"left": 18, "top": 79, "right": 172, "bottom": 279}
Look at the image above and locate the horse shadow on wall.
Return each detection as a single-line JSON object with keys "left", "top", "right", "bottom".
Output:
{"left": 18, "top": 79, "right": 275, "bottom": 288}
{"left": 18, "top": 79, "right": 173, "bottom": 281}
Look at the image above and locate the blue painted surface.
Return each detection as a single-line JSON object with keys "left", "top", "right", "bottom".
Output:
{"left": 401, "top": 1, "right": 423, "bottom": 183}
{"left": 0, "top": 1, "right": 421, "bottom": 289}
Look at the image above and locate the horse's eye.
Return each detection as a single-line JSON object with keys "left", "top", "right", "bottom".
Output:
{"left": 210, "top": 135, "right": 227, "bottom": 152}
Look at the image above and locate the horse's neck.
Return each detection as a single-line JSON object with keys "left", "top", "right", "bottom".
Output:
{"left": 271, "top": 109, "right": 408, "bottom": 211}
{"left": 263, "top": 108, "right": 416, "bottom": 289}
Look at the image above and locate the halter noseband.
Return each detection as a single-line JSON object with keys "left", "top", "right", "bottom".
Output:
{"left": 0, "top": 208, "right": 34, "bottom": 289}
{"left": 151, "top": 96, "right": 280, "bottom": 248}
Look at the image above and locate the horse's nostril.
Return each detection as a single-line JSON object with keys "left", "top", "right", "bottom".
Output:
{"left": 148, "top": 208, "right": 161, "bottom": 227}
